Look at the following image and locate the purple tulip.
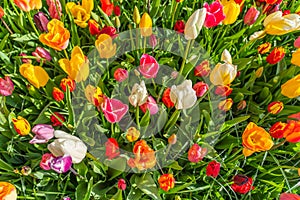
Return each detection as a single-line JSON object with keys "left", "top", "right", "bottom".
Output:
{"left": 50, "top": 155, "right": 72, "bottom": 173}
{"left": 30, "top": 124, "right": 54, "bottom": 144}
{"left": 0, "top": 76, "right": 14, "bottom": 96}
{"left": 34, "top": 12, "right": 49, "bottom": 32}
{"left": 32, "top": 47, "right": 52, "bottom": 63}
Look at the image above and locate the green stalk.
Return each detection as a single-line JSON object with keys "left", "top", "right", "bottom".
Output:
{"left": 26, "top": 12, "right": 39, "bottom": 36}
{"left": 178, "top": 40, "right": 191, "bottom": 75}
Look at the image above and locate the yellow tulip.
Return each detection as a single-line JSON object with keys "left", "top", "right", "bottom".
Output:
{"left": 281, "top": 74, "right": 300, "bottom": 98}
{"left": 59, "top": 46, "right": 89, "bottom": 82}
{"left": 221, "top": 0, "right": 240, "bottom": 25}
{"left": 19, "top": 64, "right": 49, "bottom": 88}
{"left": 139, "top": 13, "right": 152, "bottom": 37}
{"left": 264, "top": 11, "right": 300, "bottom": 35}
{"left": 12, "top": 116, "right": 31, "bottom": 136}
{"left": 95, "top": 34, "right": 117, "bottom": 58}
{"left": 66, "top": 0, "right": 94, "bottom": 28}
{"left": 126, "top": 127, "right": 140, "bottom": 142}
{"left": 133, "top": 6, "right": 140, "bottom": 25}
{"left": 291, "top": 49, "right": 300, "bottom": 67}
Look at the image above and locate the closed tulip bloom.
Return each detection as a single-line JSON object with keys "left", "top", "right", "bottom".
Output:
{"left": 220, "top": 0, "right": 240, "bottom": 25}
{"left": 140, "top": 13, "right": 152, "bottom": 37}
{"left": 264, "top": 11, "right": 300, "bottom": 35}
{"left": 34, "top": 12, "right": 49, "bottom": 32}
{"left": 237, "top": 100, "right": 246, "bottom": 110}
{"left": 214, "top": 85, "right": 233, "bottom": 97}
{"left": 12, "top": 116, "right": 31, "bottom": 136}
{"left": 59, "top": 46, "right": 89, "bottom": 82}
{"left": 101, "top": 0, "right": 114, "bottom": 16}
{"left": 139, "top": 54, "right": 159, "bottom": 78}
{"left": 88, "top": 19, "right": 100, "bottom": 35}
{"left": 206, "top": 160, "right": 221, "bottom": 178}
{"left": 66, "top": 0, "right": 93, "bottom": 28}
{"left": 218, "top": 98, "right": 233, "bottom": 111}
{"left": 174, "top": 20, "right": 185, "bottom": 33}
{"left": 279, "top": 193, "right": 300, "bottom": 200}
{"left": 114, "top": 68, "right": 128, "bottom": 82}
{"left": 266, "top": 47, "right": 285, "bottom": 64}
{"left": 101, "top": 97, "right": 128, "bottom": 123}
{"left": 133, "top": 6, "right": 140, "bottom": 25}
{"left": 95, "top": 34, "right": 117, "bottom": 58}
{"left": 50, "top": 155, "right": 72, "bottom": 173}
{"left": 40, "top": 153, "right": 55, "bottom": 170}
{"left": 19, "top": 63, "right": 50, "bottom": 88}
{"left": 140, "top": 96, "right": 159, "bottom": 115}
{"left": 149, "top": 34, "right": 157, "bottom": 48}
{"left": 52, "top": 87, "right": 64, "bottom": 101}
{"left": 14, "top": 0, "right": 42, "bottom": 12}
{"left": 158, "top": 174, "right": 175, "bottom": 192}
{"left": 291, "top": 49, "right": 300, "bottom": 67}
{"left": 0, "top": 76, "right": 14, "bottom": 96}
{"left": 184, "top": 8, "right": 207, "bottom": 40}
{"left": 269, "top": 122, "right": 286, "bottom": 139}
{"left": 203, "top": 1, "right": 226, "bottom": 28}
{"left": 162, "top": 88, "right": 175, "bottom": 108}
{"left": 48, "top": 130, "right": 88, "bottom": 163}
{"left": 126, "top": 127, "right": 140, "bottom": 142}
{"left": 242, "top": 122, "right": 273, "bottom": 157}
{"left": 170, "top": 80, "right": 197, "bottom": 110}
{"left": 118, "top": 179, "right": 126, "bottom": 190}
{"left": 193, "top": 82, "right": 209, "bottom": 97}
{"left": 60, "top": 77, "right": 76, "bottom": 92}
{"left": 114, "top": 6, "right": 121, "bottom": 16}
{"left": 32, "top": 47, "right": 52, "bottom": 63}
{"left": 129, "top": 81, "right": 148, "bottom": 107}
{"left": 47, "top": 0, "right": 62, "bottom": 19}
{"left": 30, "top": 124, "right": 54, "bottom": 144}
{"left": 105, "top": 138, "right": 120, "bottom": 159}
{"left": 188, "top": 144, "right": 207, "bottom": 163}
{"left": 84, "top": 85, "right": 105, "bottom": 107}
{"left": 282, "top": 120, "right": 300, "bottom": 143}
{"left": 267, "top": 101, "right": 284, "bottom": 114}
{"left": 0, "top": 182, "right": 17, "bottom": 200}
{"left": 244, "top": 6, "right": 260, "bottom": 25}
{"left": 168, "top": 134, "right": 177, "bottom": 145}
{"left": 50, "top": 112, "right": 65, "bottom": 126}
{"left": 281, "top": 74, "right": 300, "bottom": 98}
{"left": 99, "top": 26, "right": 117, "bottom": 38}
{"left": 194, "top": 60, "right": 211, "bottom": 77}
{"left": 294, "top": 36, "right": 300, "bottom": 48}
{"left": 39, "top": 19, "right": 70, "bottom": 51}
{"left": 231, "top": 174, "right": 254, "bottom": 194}
{"left": 258, "top": 42, "right": 271, "bottom": 54}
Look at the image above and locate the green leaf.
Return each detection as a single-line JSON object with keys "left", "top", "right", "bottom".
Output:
{"left": 135, "top": 174, "right": 162, "bottom": 200}
{"left": 167, "top": 161, "right": 183, "bottom": 170}
{"left": 140, "top": 109, "right": 150, "bottom": 128}
{"left": 111, "top": 189, "right": 122, "bottom": 200}
{"left": 220, "top": 115, "right": 250, "bottom": 133}
{"left": 75, "top": 178, "right": 93, "bottom": 200}
{"left": 0, "top": 158, "right": 14, "bottom": 171}
{"left": 150, "top": 0, "right": 161, "bottom": 18}
{"left": 66, "top": 87, "right": 75, "bottom": 126}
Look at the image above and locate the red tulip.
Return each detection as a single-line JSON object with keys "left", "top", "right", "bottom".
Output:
{"left": 114, "top": 5, "right": 121, "bottom": 16}
{"left": 231, "top": 174, "right": 254, "bottom": 194}
{"left": 266, "top": 47, "right": 285, "bottom": 65}
{"left": 269, "top": 121, "right": 286, "bottom": 139}
{"left": 118, "top": 179, "right": 126, "bottom": 190}
{"left": 206, "top": 160, "right": 221, "bottom": 178}
{"left": 244, "top": 7, "right": 260, "bottom": 25}
{"left": 174, "top": 20, "right": 185, "bottom": 33}
{"left": 114, "top": 68, "right": 128, "bottom": 82}
{"left": 140, "top": 96, "right": 159, "bottom": 115}
{"left": 105, "top": 138, "right": 120, "bottom": 159}
{"left": 162, "top": 88, "right": 175, "bottom": 108}
{"left": 99, "top": 26, "right": 117, "bottom": 38}
{"left": 52, "top": 87, "right": 64, "bottom": 101}
{"left": 193, "top": 82, "right": 209, "bottom": 97}
{"left": 60, "top": 77, "right": 76, "bottom": 92}
{"left": 50, "top": 112, "right": 65, "bottom": 126}
{"left": 46, "top": 0, "right": 62, "bottom": 19}
{"left": 279, "top": 193, "right": 300, "bottom": 200}
{"left": 88, "top": 20, "right": 101, "bottom": 35}
{"left": 214, "top": 85, "right": 233, "bottom": 97}
{"left": 101, "top": 0, "right": 114, "bottom": 16}
{"left": 158, "top": 174, "right": 175, "bottom": 192}
{"left": 194, "top": 60, "right": 211, "bottom": 77}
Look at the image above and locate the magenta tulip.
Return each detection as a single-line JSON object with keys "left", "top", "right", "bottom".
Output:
{"left": 30, "top": 124, "right": 54, "bottom": 144}
{"left": 140, "top": 96, "right": 159, "bottom": 115}
{"left": 50, "top": 155, "right": 72, "bottom": 173}
{"left": 101, "top": 97, "right": 128, "bottom": 123}
{"left": 139, "top": 54, "right": 159, "bottom": 78}
{"left": 0, "top": 76, "right": 14, "bottom": 96}
{"left": 244, "top": 7, "right": 260, "bottom": 26}
{"left": 32, "top": 47, "right": 52, "bottom": 63}
{"left": 203, "top": 1, "right": 225, "bottom": 28}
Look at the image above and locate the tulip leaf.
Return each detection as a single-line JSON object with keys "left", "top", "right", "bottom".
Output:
{"left": 127, "top": 186, "right": 143, "bottom": 200}
{"left": 12, "top": 33, "right": 38, "bottom": 42}
{"left": 135, "top": 173, "right": 162, "bottom": 200}
{"left": 220, "top": 115, "right": 250, "bottom": 133}
{"left": 150, "top": 0, "right": 161, "bottom": 18}
{"left": 140, "top": 109, "right": 150, "bottom": 128}
{"left": 0, "top": 158, "right": 14, "bottom": 171}
{"left": 111, "top": 189, "right": 122, "bottom": 200}
{"left": 75, "top": 177, "right": 93, "bottom": 200}
{"left": 66, "top": 87, "right": 75, "bottom": 126}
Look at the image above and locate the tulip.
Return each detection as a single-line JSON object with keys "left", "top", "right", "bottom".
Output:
{"left": 220, "top": 0, "right": 240, "bottom": 25}
{"left": 50, "top": 112, "right": 65, "bottom": 126}
{"left": 254, "top": 67, "right": 263, "bottom": 78}
{"left": 99, "top": 26, "right": 117, "bottom": 38}
{"left": 100, "top": 0, "right": 114, "bottom": 16}
{"left": 168, "top": 134, "right": 177, "bottom": 145}
{"left": 21, "top": 166, "right": 32, "bottom": 176}
{"left": 282, "top": 120, "right": 300, "bottom": 143}
{"left": 0, "top": 76, "right": 14, "bottom": 96}
{"left": 264, "top": 11, "right": 300, "bottom": 35}
{"left": 249, "top": 30, "right": 266, "bottom": 41}
{"left": 0, "top": 182, "right": 17, "bottom": 200}
{"left": 140, "top": 13, "right": 152, "bottom": 37}
{"left": 174, "top": 20, "right": 185, "bottom": 33}
{"left": 40, "top": 153, "right": 55, "bottom": 170}
{"left": 59, "top": 46, "right": 89, "bottom": 82}
{"left": 139, "top": 54, "right": 159, "bottom": 78}
{"left": 50, "top": 155, "right": 72, "bottom": 173}
{"left": 88, "top": 19, "right": 100, "bottom": 35}
{"left": 126, "top": 127, "right": 140, "bottom": 142}
{"left": 133, "top": 6, "right": 140, "bottom": 25}
{"left": 184, "top": 8, "right": 207, "bottom": 40}
{"left": 32, "top": 47, "right": 52, "bottom": 63}
{"left": 118, "top": 179, "right": 126, "bottom": 190}
{"left": 19, "top": 64, "right": 50, "bottom": 89}
{"left": 288, "top": 112, "right": 300, "bottom": 121}
{"left": 294, "top": 36, "right": 300, "bottom": 48}
{"left": 193, "top": 82, "right": 209, "bottom": 97}
{"left": 30, "top": 124, "right": 54, "bottom": 144}
{"left": 281, "top": 74, "right": 300, "bottom": 98}
{"left": 95, "top": 34, "right": 117, "bottom": 58}
{"left": 242, "top": 122, "right": 273, "bottom": 157}
{"left": 101, "top": 97, "right": 128, "bottom": 123}
{"left": 14, "top": 0, "right": 42, "bottom": 12}
{"left": 194, "top": 60, "right": 210, "bottom": 77}
{"left": 0, "top": 6, "right": 4, "bottom": 19}
{"left": 244, "top": 6, "right": 260, "bottom": 25}
{"left": 62, "top": 197, "right": 71, "bottom": 200}
{"left": 203, "top": 1, "right": 226, "bottom": 28}
{"left": 52, "top": 87, "right": 64, "bottom": 102}
{"left": 162, "top": 88, "right": 175, "bottom": 108}
{"left": 114, "top": 5, "right": 121, "bottom": 16}
{"left": 114, "top": 68, "right": 128, "bottom": 82}
{"left": 218, "top": 98, "right": 233, "bottom": 111}
{"left": 34, "top": 12, "right": 49, "bottom": 32}
{"left": 48, "top": 130, "right": 88, "bottom": 163}
{"left": 158, "top": 174, "right": 175, "bottom": 192}
{"left": 66, "top": 0, "right": 94, "bottom": 28}
{"left": 170, "top": 80, "right": 197, "bottom": 110}
{"left": 129, "top": 81, "right": 148, "bottom": 107}
{"left": 105, "top": 138, "right": 120, "bottom": 159}
{"left": 266, "top": 47, "right": 285, "bottom": 64}
{"left": 140, "top": 96, "right": 159, "bottom": 115}
{"left": 39, "top": 19, "right": 70, "bottom": 51}
{"left": 46, "top": 0, "right": 62, "bottom": 19}
{"left": 130, "top": 140, "right": 156, "bottom": 170}
{"left": 12, "top": 116, "right": 31, "bottom": 136}
{"left": 214, "top": 85, "right": 232, "bottom": 97}
{"left": 206, "top": 160, "right": 221, "bottom": 178}
{"left": 279, "top": 193, "right": 300, "bottom": 200}
{"left": 231, "top": 174, "right": 254, "bottom": 194}
{"left": 267, "top": 101, "right": 284, "bottom": 114}
{"left": 84, "top": 85, "right": 105, "bottom": 107}
{"left": 20, "top": 53, "right": 30, "bottom": 63}
{"left": 149, "top": 34, "right": 157, "bottom": 48}
{"left": 291, "top": 49, "right": 300, "bottom": 67}
{"left": 188, "top": 144, "right": 207, "bottom": 163}
{"left": 237, "top": 100, "right": 246, "bottom": 110}
{"left": 258, "top": 42, "right": 271, "bottom": 54}
{"left": 60, "top": 77, "right": 76, "bottom": 92}
{"left": 269, "top": 122, "right": 286, "bottom": 139}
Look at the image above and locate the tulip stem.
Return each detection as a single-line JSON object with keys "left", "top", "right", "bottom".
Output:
{"left": 171, "top": 3, "right": 178, "bottom": 28}
{"left": 270, "top": 140, "right": 286, "bottom": 150}
{"left": 64, "top": 50, "right": 69, "bottom": 60}
{"left": 136, "top": 107, "right": 140, "bottom": 129}
{"left": 26, "top": 12, "right": 39, "bottom": 36}
{"left": 1, "top": 19, "right": 13, "bottom": 35}
{"left": 179, "top": 40, "right": 191, "bottom": 75}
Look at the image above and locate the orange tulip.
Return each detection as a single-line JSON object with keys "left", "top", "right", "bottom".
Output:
{"left": 242, "top": 122, "right": 273, "bottom": 157}
{"left": 39, "top": 19, "right": 70, "bottom": 51}
{"left": 19, "top": 63, "right": 49, "bottom": 88}
{"left": 158, "top": 174, "right": 175, "bottom": 192}
{"left": 282, "top": 120, "right": 300, "bottom": 143}
{"left": 0, "top": 6, "right": 4, "bottom": 19}
{"left": 129, "top": 140, "right": 156, "bottom": 170}
{"left": 0, "top": 182, "right": 17, "bottom": 200}
{"left": 14, "top": 0, "right": 42, "bottom": 12}
{"left": 258, "top": 42, "right": 271, "bottom": 54}
{"left": 269, "top": 122, "right": 286, "bottom": 139}
{"left": 139, "top": 13, "right": 152, "bottom": 37}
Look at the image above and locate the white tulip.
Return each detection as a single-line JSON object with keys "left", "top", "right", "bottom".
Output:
{"left": 184, "top": 8, "right": 207, "bottom": 40}
{"left": 128, "top": 80, "right": 148, "bottom": 107}
{"left": 221, "top": 49, "right": 232, "bottom": 64}
{"left": 48, "top": 130, "right": 88, "bottom": 164}
{"left": 170, "top": 80, "right": 197, "bottom": 110}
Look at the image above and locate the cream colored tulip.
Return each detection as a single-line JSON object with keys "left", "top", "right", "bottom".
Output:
{"left": 170, "top": 80, "right": 197, "bottom": 109}
{"left": 184, "top": 8, "right": 207, "bottom": 40}
{"left": 128, "top": 81, "right": 148, "bottom": 107}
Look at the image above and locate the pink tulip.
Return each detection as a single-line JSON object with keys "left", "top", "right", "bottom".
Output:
{"left": 244, "top": 7, "right": 260, "bottom": 25}
{"left": 203, "top": 1, "right": 225, "bottom": 28}
{"left": 118, "top": 179, "right": 126, "bottom": 190}
{"left": 193, "top": 82, "right": 209, "bottom": 97}
{"left": 149, "top": 34, "right": 157, "bottom": 48}
{"left": 139, "top": 54, "right": 159, "bottom": 79}
{"left": 294, "top": 36, "right": 300, "bottom": 48}
{"left": 114, "top": 68, "right": 128, "bottom": 82}
{"left": 50, "top": 155, "right": 72, "bottom": 173}
{"left": 279, "top": 193, "right": 300, "bottom": 200}
{"left": 34, "top": 12, "right": 49, "bottom": 32}
{"left": 30, "top": 124, "right": 54, "bottom": 144}
{"left": 40, "top": 153, "right": 55, "bottom": 170}
{"left": 140, "top": 96, "right": 159, "bottom": 115}
{"left": 46, "top": 0, "right": 62, "bottom": 19}
{"left": 32, "top": 47, "right": 52, "bottom": 63}
{"left": 0, "top": 76, "right": 14, "bottom": 96}
{"left": 20, "top": 53, "right": 30, "bottom": 63}
{"left": 101, "top": 97, "right": 128, "bottom": 123}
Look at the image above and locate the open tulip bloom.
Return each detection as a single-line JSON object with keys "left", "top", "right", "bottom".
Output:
{"left": 2, "top": 0, "right": 300, "bottom": 199}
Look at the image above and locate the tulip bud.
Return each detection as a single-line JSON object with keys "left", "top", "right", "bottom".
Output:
{"left": 255, "top": 67, "right": 264, "bottom": 78}
{"left": 60, "top": 77, "right": 76, "bottom": 92}
{"left": 12, "top": 116, "right": 31, "bottom": 136}
{"left": 139, "top": 13, "right": 152, "bottom": 37}
{"left": 21, "top": 166, "right": 32, "bottom": 176}
{"left": 174, "top": 20, "right": 185, "bottom": 33}
{"left": 52, "top": 87, "right": 64, "bottom": 101}
{"left": 194, "top": 60, "right": 210, "bottom": 77}
{"left": 214, "top": 85, "right": 233, "bottom": 97}
{"left": 114, "top": 5, "right": 121, "bottom": 16}
{"left": 267, "top": 101, "right": 284, "bottom": 114}
{"left": 193, "top": 82, "right": 209, "bottom": 97}
{"left": 115, "top": 16, "right": 121, "bottom": 28}
{"left": 133, "top": 6, "right": 140, "bottom": 25}
{"left": 184, "top": 8, "right": 207, "bottom": 40}
{"left": 206, "top": 160, "right": 221, "bottom": 178}
{"left": 266, "top": 47, "right": 285, "bottom": 65}
{"left": 259, "top": 87, "right": 270, "bottom": 100}
{"left": 32, "top": 47, "right": 52, "bottom": 62}
{"left": 168, "top": 134, "right": 177, "bottom": 145}
{"left": 114, "top": 68, "right": 128, "bottom": 82}
{"left": 244, "top": 7, "right": 260, "bottom": 25}
{"left": 34, "top": 12, "right": 49, "bottom": 32}
{"left": 117, "top": 179, "right": 126, "bottom": 190}
{"left": 149, "top": 34, "right": 157, "bottom": 48}
{"left": 0, "top": 6, "right": 5, "bottom": 19}
{"left": 126, "top": 127, "right": 140, "bottom": 142}
{"left": 218, "top": 98, "right": 233, "bottom": 111}
{"left": 237, "top": 100, "right": 246, "bottom": 110}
